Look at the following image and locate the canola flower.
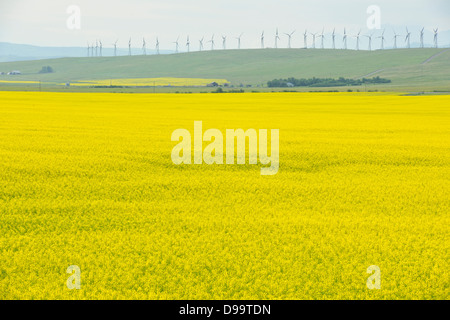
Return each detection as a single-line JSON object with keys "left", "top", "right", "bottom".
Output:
{"left": 0, "top": 80, "right": 40, "bottom": 84}
{"left": 0, "top": 91, "right": 448, "bottom": 300}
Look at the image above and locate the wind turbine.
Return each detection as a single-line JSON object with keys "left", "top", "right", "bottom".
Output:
{"left": 236, "top": 33, "right": 243, "bottom": 49}
{"left": 91, "top": 43, "right": 94, "bottom": 57}
{"left": 420, "top": 28, "right": 425, "bottom": 48}
{"left": 173, "top": 36, "right": 180, "bottom": 53}
{"left": 434, "top": 28, "right": 438, "bottom": 48}
{"left": 343, "top": 28, "right": 347, "bottom": 49}
{"left": 199, "top": 37, "right": 204, "bottom": 51}
{"left": 318, "top": 29, "right": 325, "bottom": 49}
{"left": 310, "top": 31, "right": 317, "bottom": 49}
{"left": 354, "top": 30, "right": 361, "bottom": 50}
{"left": 222, "top": 36, "right": 227, "bottom": 50}
{"left": 87, "top": 42, "right": 90, "bottom": 57}
{"left": 156, "top": 37, "right": 160, "bottom": 54}
{"left": 393, "top": 30, "right": 401, "bottom": 49}
{"left": 128, "top": 38, "right": 132, "bottom": 56}
{"left": 303, "top": 30, "right": 308, "bottom": 49}
{"left": 275, "top": 28, "right": 280, "bottom": 48}
{"left": 378, "top": 29, "right": 385, "bottom": 50}
{"left": 142, "top": 38, "right": 146, "bottom": 55}
{"left": 208, "top": 34, "right": 215, "bottom": 50}
{"left": 365, "top": 34, "right": 373, "bottom": 51}
{"left": 186, "top": 36, "right": 190, "bottom": 52}
{"left": 405, "top": 27, "right": 411, "bottom": 49}
{"left": 99, "top": 40, "right": 102, "bottom": 57}
{"left": 95, "top": 40, "right": 98, "bottom": 57}
{"left": 285, "top": 30, "right": 295, "bottom": 48}
{"left": 261, "top": 31, "right": 265, "bottom": 48}
{"left": 113, "top": 40, "right": 118, "bottom": 56}
{"left": 331, "top": 28, "right": 336, "bottom": 49}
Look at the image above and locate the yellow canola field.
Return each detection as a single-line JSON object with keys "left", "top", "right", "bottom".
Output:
{"left": 0, "top": 91, "right": 448, "bottom": 299}
{"left": 65, "top": 77, "right": 229, "bottom": 87}
{"left": 0, "top": 80, "right": 40, "bottom": 84}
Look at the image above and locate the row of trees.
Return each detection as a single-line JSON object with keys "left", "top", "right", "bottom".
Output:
{"left": 267, "top": 76, "right": 391, "bottom": 88}
{"left": 38, "top": 66, "right": 54, "bottom": 74}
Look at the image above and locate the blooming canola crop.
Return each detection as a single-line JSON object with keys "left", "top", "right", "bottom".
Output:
{"left": 0, "top": 91, "right": 448, "bottom": 299}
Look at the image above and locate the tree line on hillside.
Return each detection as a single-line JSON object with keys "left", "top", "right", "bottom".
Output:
{"left": 38, "top": 66, "right": 54, "bottom": 74}
{"left": 267, "top": 76, "right": 391, "bottom": 88}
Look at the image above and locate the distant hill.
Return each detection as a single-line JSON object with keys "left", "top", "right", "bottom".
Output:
{"left": 0, "top": 42, "right": 172, "bottom": 62}
{"left": 0, "top": 48, "right": 449, "bottom": 91}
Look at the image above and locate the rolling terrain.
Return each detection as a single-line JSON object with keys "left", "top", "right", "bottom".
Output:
{"left": 0, "top": 48, "right": 449, "bottom": 92}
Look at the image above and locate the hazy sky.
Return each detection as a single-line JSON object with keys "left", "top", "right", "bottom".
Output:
{"left": 0, "top": 0, "right": 449, "bottom": 49}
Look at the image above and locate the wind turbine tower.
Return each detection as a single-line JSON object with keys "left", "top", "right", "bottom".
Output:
{"left": 199, "top": 37, "right": 204, "bottom": 51}
{"left": 99, "top": 40, "right": 102, "bottom": 57}
{"left": 186, "top": 36, "right": 190, "bottom": 52}
{"left": 275, "top": 28, "right": 280, "bottom": 48}
{"left": 332, "top": 28, "right": 336, "bottom": 49}
{"left": 156, "top": 37, "right": 160, "bottom": 54}
{"left": 142, "top": 38, "right": 146, "bottom": 55}
{"left": 285, "top": 30, "right": 295, "bottom": 48}
{"left": 208, "top": 34, "right": 215, "bottom": 50}
{"left": 310, "top": 32, "right": 318, "bottom": 49}
{"left": 236, "top": 33, "right": 243, "bottom": 49}
{"left": 434, "top": 28, "right": 438, "bottom": 48}
{"left": 343, "top": 28, "right": 347, "bottom": 50}
{"left": 174, "top": 36, "right": 180, "bottom": 53}
{"left": 420, "top": 28, "right": 425, "bottom": 48}
{"left": 261, "top": 31, "right": 265, "bottom": 48}
{"left": 378, "top": 29, "right": 385, "bottom": 50}
{"left": 393, "top": 30, "right": 401, "bottom": 49}
{"left": 365, "top": 34, "right": 373, "bottom": 51}
{"left": 113, "top": 40, "right": 118, "bottom": 56}
{"left": 355, "top": 30, "right": 361, "bottom": 50}
{"left": 128, "top": 38, "right": 132, "bottom": 56}
{"left": 405, "top": 27, "right": 411, "bottom": 49}
{"left": 319, "top": 29, "right": 325, "bottom": 49}
{"left": 222, "top": 36, "right": 227, "bottom": 50}
{"left": 303, "top": 30, "right": 308, "bottom": 49}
